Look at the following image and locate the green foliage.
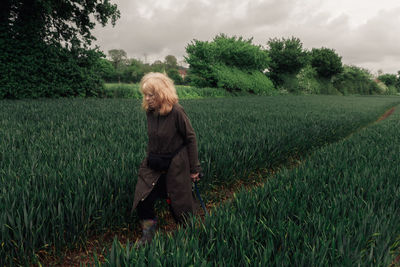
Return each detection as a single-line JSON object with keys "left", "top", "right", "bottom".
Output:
{"left": 310, "top": 47, "right": 343, "bottom": 79}
{"left": 97, "top": 58, "right": 116, "bottom": 83}
{"left": 267, "top": 36, "right": 308, "bottom": 86}
{"left": 211, "top": 34, "right": 270, "bottom": 71}
{"left": 333, "top": 65, "right": 381, "bottom": 95}
{"left": 167, "top": 68, "right": 184, "bottom": 85}
{"left": 213, "top": 64, "right": 275, "bottom": 94}
{"left": 185, "top": 34, "right": 271, "bottom": 92}
{"left": 164, "top": 55, "right": 178, "bottom": 70}
{"left": 185, "top": 39, "right": 217, "bottom": 87}
{"left": 282, "top": 65, "right": 341, "bottom": 95}
{"left": 317, "top": 78, "right": 342, "bottom": 95}
{"left": 0, "top": 0, "right": 120, "bottom": 98}
{"left": 1, "top": 96, "right": 399, "bottom": 265}
{"left": 396, "top": 71, "right": 400, "bottom": 92}
{"left": 0, "top": 37, "right": 105, "bottom": 98}
{"left": 378, "top": 73, "right": 400, "bottom": 94}
{"left": 378, "top": 73, "right": 397, "bottom": 87}
{"left": 296, "top": 65, "right": 321, "bottom": 94}
{"left": 121, "top": 59, "right": 147, "bottom": 84}
{"left": 108, "top": 49, "right": 128, "bottom": 70}
{"left": 1, "top": 0, "right": 120, "bottom": 49}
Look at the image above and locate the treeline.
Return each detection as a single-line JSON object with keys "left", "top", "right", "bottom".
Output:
{"left": 102, "top": 34, "right": 400, "bottom": 96}
{"left": 100, "top": 50, "right": 187, "bottom": 85}
{"left": 183, "top": 34, "right": 400, "bottom": 95}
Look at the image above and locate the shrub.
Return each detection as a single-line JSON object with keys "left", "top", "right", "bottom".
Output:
{"left": 296, "top": 65, "right": 321, "bottom": 94}
{"left": 0, "top": 36, "right": 104, "bottom": 99}
{"left": 310, "top": 47, "right": 343, "bottom": 79}
{"left": 333, "top": 65, "right": 381, "bottom": 95}
{"left": 185, "top": 34, "right": 270, "bottom": 92}
{"left": 267, "top": 36, "right": 308, "bottom": 86}
{"left": 213, "top": 64, "right": 275, "bottom": 95}
{"left": 378, "top": 73, "right": 397, "bottom": 87}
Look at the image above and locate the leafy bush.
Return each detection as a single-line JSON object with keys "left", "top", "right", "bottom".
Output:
{"left": 310, "top": 47, "right": 343, "bottom": 79}
{"left": 166, "top": 68, "right": 184, "bottom": 85}
{"left": 333, "top": 65, "right": 381, "bottom": 95}
{"left": 0, "top": 36, "right": 104, "bottom": 99}
{"left": 214, "top": 64, "right": 275, "bottom": 94}
{"left": 378, "top": 73, "right": 397, "bottom": 87}
{"left": 267, "top": 36, "right": 308, "bottom": 86}
{"left": 185, "top": 34, "right": 271, "bottom": 93}
{"left": 296, "top": 65, "right": 321, "bottom": 94}
{"left": 284, "top": 65, "right": 341, "bottom": 95}
{"left": 378, "top": 73, "right": 399, "bottom": 94}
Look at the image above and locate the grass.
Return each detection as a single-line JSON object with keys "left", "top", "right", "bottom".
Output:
{"left": 0, "top": 95, "right": 399, "bottom": 265}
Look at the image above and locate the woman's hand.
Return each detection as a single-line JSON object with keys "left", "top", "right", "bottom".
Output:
{"left": 190, "top": 172, "right": 200, "bottom": 182}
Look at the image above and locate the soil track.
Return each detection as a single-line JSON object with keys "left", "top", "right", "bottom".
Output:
{"left": 377, "top": 107, "right": 395, "bottom": 122}
{"left": 38, "top": 106, "right": 397, "bottom": 266}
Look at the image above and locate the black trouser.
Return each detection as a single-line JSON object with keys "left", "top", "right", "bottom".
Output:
{"left": 137, "top": 174, "right": 179, "bottom": 223}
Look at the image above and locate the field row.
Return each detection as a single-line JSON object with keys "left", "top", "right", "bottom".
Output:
{"left": 0, "top": 96, "right": 399, "bottom": 264}
{"left": 99, "top": 105, "right": 400, "bottom": 266}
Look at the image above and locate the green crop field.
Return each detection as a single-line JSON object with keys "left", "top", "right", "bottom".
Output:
{"left": 101, "top": 101, "right": 400, "bottom": 266}
{"left": 0, "top": 95, "right": 399, "bottom": 265}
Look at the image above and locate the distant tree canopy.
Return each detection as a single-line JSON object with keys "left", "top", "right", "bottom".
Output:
{"left": 333, "top": 65, "right": 380, "bottom": 95}
{"left": 378, "top": 73, "right": 400, "bottom": 93}
{"left": 185, "top": 34, "right": 273, "bottom": 93}
{"left": 310, "top": 47, "right": 343, "bottom": 79}
{"left": 378, "top": 73, "right": 397, "bottom": 87}
{"left": 101, "top": 52, "right": 186, "bottom": 85}
{"left": 108, "top": 49, "right": 128, "bottom": 70}
{"left": 0, "top": 0, "right": 120, "bottom": 98}
{"left": 1, "top": 0, "right": 119, "bottom": 48}
{"left": 267, "top": 37, "right": 308, "bottom": 86}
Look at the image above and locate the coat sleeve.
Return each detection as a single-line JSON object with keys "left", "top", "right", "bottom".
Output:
{"left": 175, "top": 106, "right": 201, "bottom": 174}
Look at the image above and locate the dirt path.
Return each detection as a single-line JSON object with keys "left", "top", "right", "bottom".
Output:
{"left": 38, "top": 106, "right": 398, "bottom": 266}
{"left": 38, "top": 169, "right": 273, "bottom": 266}
{"left": 377, "top": 107, "right": 395, "bottom": 122}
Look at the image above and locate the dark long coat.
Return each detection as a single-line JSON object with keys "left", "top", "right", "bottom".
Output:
{"left": 132, "top": 103, "right": 201, "bottom": 221}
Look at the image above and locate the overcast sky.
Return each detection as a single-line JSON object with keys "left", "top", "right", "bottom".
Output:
{"left": 93, "top": 0, "right": 400, "bottom": 75}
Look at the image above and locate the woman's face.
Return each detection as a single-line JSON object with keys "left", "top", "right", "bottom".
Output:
{"left": 144, "top": 92, "right": 157, "bottom": 109}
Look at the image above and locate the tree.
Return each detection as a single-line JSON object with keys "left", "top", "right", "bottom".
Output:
{"left": 396, "top": 71, "right": 400, "bottom": 92}
{"left": 151, "top": 60, "right": 166, "bottom": 73}
{"left": 167, "top": 68, "right": 184, "bottom": 85}
{"left": 165, "top": 55, "right": 178, "bottom": 70}
{"left": 108, "top": 49, "right": 127, "bottom": 82}
{"left": 212, "top": 34, "right": 270, "bottom": 71}
{"left": 267, "top": 36, "right": 308, "bottom": 86}
{"left": 0, "top": 0, "right": 120, "bottom": 98}
{"left": 378, "top": 73, "right": 397, "bottom": 87}
{"left": 185, "top": 34, "right": 270, "bottom": 90}
{"left": 108, "top": 49, "right": 128, "bottom": 70}
{"left": 333, "top": 65, "right": 380, "bottom": 95}
{"left": 1, "top": 0, "right": 120, "bottom": 48}
{"left": 310, "top": 47, "right": 343, "bottom": 79}
{"left": 123, "top": 58, "right": 147, "bottom": 83}
{"left": 98, "top": 58, "right": 116, "bottom": 83}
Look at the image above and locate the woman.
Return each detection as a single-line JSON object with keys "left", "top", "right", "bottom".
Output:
{"left": 132, "top": 72, "right": 201, "bottom": 246}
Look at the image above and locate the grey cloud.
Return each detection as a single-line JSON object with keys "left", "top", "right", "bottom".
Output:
{"left": 274, "top": 7, "right": 400, "bottom": 73}
{"left": 93, "top": 0, "right": 400, "bottom": 73}
{"left": 93, "top": 0, "right": 297, "bottom": 59}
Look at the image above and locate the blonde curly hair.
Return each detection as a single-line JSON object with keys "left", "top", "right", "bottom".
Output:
{"left": 140, "top": 72, "right": 178, "bottom": 115}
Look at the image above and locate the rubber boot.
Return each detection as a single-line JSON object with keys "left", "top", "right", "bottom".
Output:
{"left": 136, "top": 219, "right": 157, "bottom": 247}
